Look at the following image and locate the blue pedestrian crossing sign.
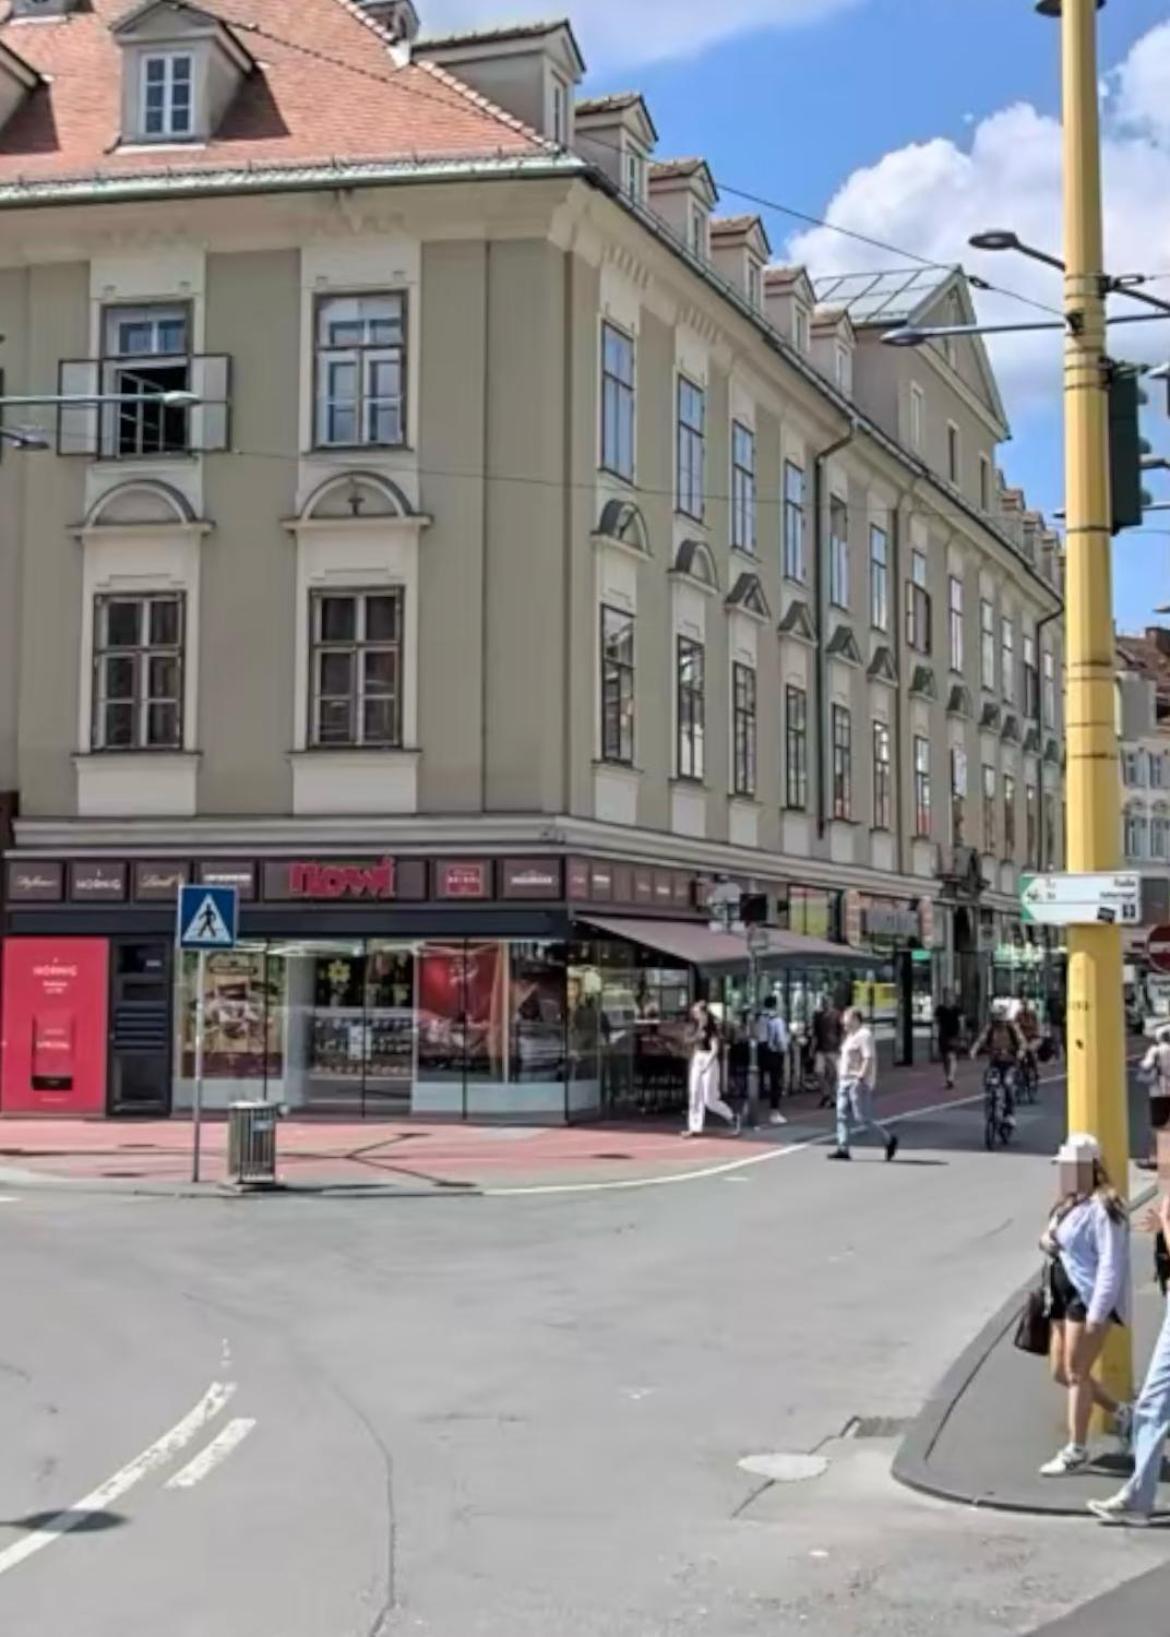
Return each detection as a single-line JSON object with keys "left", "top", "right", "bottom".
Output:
{"left": 177, "top": 884, "right": 239, "bottom": 950}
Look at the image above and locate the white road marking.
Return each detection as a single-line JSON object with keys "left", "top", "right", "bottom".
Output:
{"left": 166, "top": 1418, "right": 256, "bottom": 1490}
{"left": 0, "top": 1380, "right": 236, "bottom": 1580}
{"left": 485, "top": 1073, "right": 1070, "bottom": 1199}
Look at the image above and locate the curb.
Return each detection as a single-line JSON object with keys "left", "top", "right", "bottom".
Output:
{"left": 893, "top": 1181, "right": 1158, "bottom": 1515}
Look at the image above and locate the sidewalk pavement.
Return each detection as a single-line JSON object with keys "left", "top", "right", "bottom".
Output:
{"left": 0, "top": 1049, "right": 995, "bottom": 1196}
{"left": 895, "top": 1206, "right": 1168, "bottom": 1517}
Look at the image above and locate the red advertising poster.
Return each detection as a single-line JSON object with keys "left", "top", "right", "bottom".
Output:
{"left": 1, "top": 939, "right": 110, "bottom": 1114}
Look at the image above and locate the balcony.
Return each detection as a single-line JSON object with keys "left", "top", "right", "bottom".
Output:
{"left": 56, "top": 354, "right": 231, "bottom": 459}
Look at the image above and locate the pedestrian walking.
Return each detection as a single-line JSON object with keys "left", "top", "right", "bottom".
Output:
{"left": 1089, "top": 1189, "right": 1170, "bottom": 1525}
{"left": 935, "top": 989, "right": 964, "bottom": 1090}
{"left": 683, "top": 1000, "right": 739, "bottom": 1138}
{"left": 812, "top": 998, "right": 842, "bottom": 1108}
{"left": 1138, "top": 1027, "right": 1170, "bottom": 1171}
{"left": 826, "top": 1007, "right": 898, "bottom": 1162}
{"left": 1040, "top": 1133, "right": 1132, "bottom": 1477}
{"left": 758, "top": 995, "right": 789, "bottom": 1126}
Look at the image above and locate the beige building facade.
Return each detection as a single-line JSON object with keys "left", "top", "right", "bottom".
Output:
{"left": 0, "top": 2, "right": 1064, "bottom": 1119}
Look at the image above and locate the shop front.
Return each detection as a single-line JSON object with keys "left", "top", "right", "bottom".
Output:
{"left": 0, "top": 851, "right": 714, "bottom": 1123}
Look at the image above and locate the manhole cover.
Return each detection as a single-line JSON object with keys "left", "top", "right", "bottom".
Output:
{"left": 737, "top": 1453, "right": 829, "bottom": 1483}
{"left": 844, "top": 1415, "right": 911, "bottom": 1439}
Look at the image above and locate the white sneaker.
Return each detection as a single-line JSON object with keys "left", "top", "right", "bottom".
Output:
{"left": 1088, "top": 1493, "right": 1150, "bottom": 1527}
{"left": 768, "top": 1111, "right": 788, "bottom": 1126}
{"left": 1114, "top": 1402, "right": 1135, "bottom": 1452}
{"left": 1040, "top": 1443, "right": 1090, "bottom": 1476}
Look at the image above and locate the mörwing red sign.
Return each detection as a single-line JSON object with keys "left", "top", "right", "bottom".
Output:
{"left": 290, "top": 858, "right": 395, "bottom": 900}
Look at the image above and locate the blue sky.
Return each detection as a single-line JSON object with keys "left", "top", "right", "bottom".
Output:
{"left": 614, "top": 0, "right": 1170, "bottom": 634}
{"left": 428, "top": 0, "right": 1170, "bottom": 632}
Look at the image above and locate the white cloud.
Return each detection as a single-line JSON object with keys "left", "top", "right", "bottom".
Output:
{"left": 788, "top": 23, "right": 1170, "bottom": 417}
{"left": 418, "top": 0, "right": 862, "bottom": 67}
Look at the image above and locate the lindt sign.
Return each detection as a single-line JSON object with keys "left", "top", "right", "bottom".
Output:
{"left": 290, "top": 858, "right": 395, "bottom": 900}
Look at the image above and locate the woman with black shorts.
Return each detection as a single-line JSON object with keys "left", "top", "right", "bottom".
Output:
{"left": 1040, "top": 1132, "right": 1132, "bottom": 1476}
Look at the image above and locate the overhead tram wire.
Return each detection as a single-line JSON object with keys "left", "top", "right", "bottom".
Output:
{"left": 186, "top": 3, "right": 1065, "bottom": 326}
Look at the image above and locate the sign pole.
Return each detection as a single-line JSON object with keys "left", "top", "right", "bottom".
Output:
{"left": 192, "top": 948, "right": 206, "bottom": 1185}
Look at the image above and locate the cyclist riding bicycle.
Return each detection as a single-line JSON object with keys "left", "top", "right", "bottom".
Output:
{"left": 972, "top": 1005, "right": 1024, "bottom": 1129}
{"left": 1014, "top": 998, "right": 1042, "bottom": 1101}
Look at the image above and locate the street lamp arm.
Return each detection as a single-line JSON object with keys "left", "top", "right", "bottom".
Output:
{"left": 0, "top": 390, "right": 203, "bottom": 410}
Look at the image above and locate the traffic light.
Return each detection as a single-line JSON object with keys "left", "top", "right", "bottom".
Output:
{"left": 1107, "top": 361, "right": 1152, "bottom": 534}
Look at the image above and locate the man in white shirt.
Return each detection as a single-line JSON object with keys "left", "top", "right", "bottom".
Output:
{"left": 756, "top": 996, "right": 790, "bottom": 1126}
{"left": 827, "top": 1007, "right": 898, "bottom": 1162}
{"left": 1139, "top": 1027, "right": 1170, "bottom": 1170}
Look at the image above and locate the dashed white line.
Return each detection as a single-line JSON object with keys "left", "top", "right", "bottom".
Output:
{"left": 166, "top": 1418, "right": 256, "bottom": 1490}
{"left": 0, "top": 1380, "right": 236, "bottom": 1580}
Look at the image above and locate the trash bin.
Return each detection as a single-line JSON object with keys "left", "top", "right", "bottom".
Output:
{"left": 227, "top": 1100, "right": 279, "bottom": 1187}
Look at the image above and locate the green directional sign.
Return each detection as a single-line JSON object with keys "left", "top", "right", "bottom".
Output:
{"left": 1020, "top": 871, "right": 1140, "bottom": 927}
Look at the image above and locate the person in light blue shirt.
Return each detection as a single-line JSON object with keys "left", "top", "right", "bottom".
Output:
{"left": 1040, "top": 1132, "right": 1133, "bottom": 1477}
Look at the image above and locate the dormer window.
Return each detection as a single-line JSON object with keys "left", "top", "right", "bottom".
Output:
{"left": 794, "top": 306, "right": 810, "bottom": 354}
{"left": 835, "top": 342, "right": 852, "bottom": 395}
{"left": 688, "top": 203, "right": 707, "bottom": 260}
{"left": 746, "top": 261, "right": 761, "bottom": 311}
{"left": 142, "top": 52, "right": 193, "bottom": 140}
{"left": 552, "top": 79, "right": 568, "bottom": 145}
{"left": 624, "top": 147, "right": 644, "bottom": 203}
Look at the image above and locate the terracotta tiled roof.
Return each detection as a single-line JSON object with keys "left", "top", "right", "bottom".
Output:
{"left": 576, "top": 92, "right": 641, "bottom": 115}
{"left": 648, "top": 157, "right": 704, "bottom": 181}
{"left": 0, "top": 0, "right": 547, "bottom": 185}
{"left": 709, "top": 213, "right": 760, "bottom": 237}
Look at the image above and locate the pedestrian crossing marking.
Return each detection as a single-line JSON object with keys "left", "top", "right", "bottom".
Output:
{"left": 180, "top": 893, "right": 234, "bottom": 948}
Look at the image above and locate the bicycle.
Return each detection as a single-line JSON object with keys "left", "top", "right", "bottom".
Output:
{"left": 983, "top": 1060, "right": 1018, "bottom": 1149}
{"left": 1017, "top": 1049, "right": 1040, "bottom": 1106}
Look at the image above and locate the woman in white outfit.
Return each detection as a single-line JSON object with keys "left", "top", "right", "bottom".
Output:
{"left": 684, "top": 1001, "right": 740, "bottom": 1137}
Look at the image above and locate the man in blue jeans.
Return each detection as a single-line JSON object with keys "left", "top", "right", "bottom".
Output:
{"left": 1089, "top": 1188, "right": 1170, "bottom": 1525}
{"left": 826, "top": 1007, "right": 898, "bottom": 1163}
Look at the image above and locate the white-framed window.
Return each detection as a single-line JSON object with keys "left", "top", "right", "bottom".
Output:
{"left": 873, "top": 721, "right": 891, "bottom": 829}
{"left": 980, "top": 598, "right": 995, "bottom": 689}
{"left": 783, "top": 459, "right": 805, "bottom": 579}
{"left": 979, "top": 453, "right": 991, "bottom": 512}
{"left": 829, "top": 495, "right": 849, "bottom": 609}
{"left": 1152, "top": 808, "right": 1170, "bottom": 858}
{"left": 831, "top": 704, "right": 852, "bottom": 820}
{"left": 1125, "top": 806, "right": 1148, "bottom": 860}
{"left": 914, "top": 735, "right": 932, "bottom": 838}
{"left": 102, "top": 303, "right": 191, "bottom": 458}
{"left": 951, "top": 747, "right": 967, "bottom": 845}
{"left": 794, "top": 305, "right": 810, "bottom": 355}
{"left": 947, "top": 421, "right": 960, "bottom": 485}
{"left": 315, "top": 292, "right": 406, "bottom": 449}
{"left": 600, "top": 321, "right": 636, "bottom": 481}
{"left": 910, "top": 383, "right": 924, "bottom": 451}
{"left": 948, "top": 574, "right": 964, "bottom": 672}
{"left": 688, "top": 203, "right": 707, "bottom": 260}
{"left": 835, "top": 343, "right": 852, "bottom": 394}
{"left": 141, "top": 51, "right": 194, "bottom": 140}
{"left": 92, "top": 592, "right": 184, "bottom": 751}
{"left": 623, "top": 147, "right": 644, "bottom": 202}
{"left": 1151, "top": 753, "right": 1165, "bottom": 790}
{"left": 309, "top": 589, "right": 404, "bottom": 748}
{"left": 1023, "top": 632, "right": 1039, "bottom": 718}
{"left": 785, "top": 685, "right": 808, "bottom": 810}
{"left": 677, "top": 636, "right": 705, "bottom": 781}
{"left": 747, "top": 260, "right": 761, "bottom": 310}
{"left": 869, "top": 524, "right": 889, "bottom": 631}
{"left": 601, "top": 605, "right": 635, "bottom": 764}
{"left": 1003, "top": 772, "right": 1016, "bottom": 858}
{"left": 551, "top": 78, "right": 568, "bottom": 145}
{"left": 732, "top": 421, "right": 757, "bottom": 555}
{"left": 1001, "top": 617, "right": 1015, "bottom": 703}
{"left": 906, "top": 547, "right": 931, "bottom": 653}
{"left": 982, "top": 763, "right": 997, "bottom": 852}
{"left": 676, "top": 377, "right": 705, "bottom": 521}
{"left": 1042, "top": 651, "right": 1056, "bottom": 727}
{"left": 732, "top": 662, "right": 757, "bottom": 797}
{"left": 1124, "top": 749, "right": 1145, "bottom": 787}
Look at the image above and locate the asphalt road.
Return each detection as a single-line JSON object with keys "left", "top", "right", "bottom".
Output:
{"left": 0, "top": 1069, "right": 1167, "bottom": 1637}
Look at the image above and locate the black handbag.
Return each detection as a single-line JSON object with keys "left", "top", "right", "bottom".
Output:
{"left": 1013, "top": 1265, "right": 1052, "bottom": 1357}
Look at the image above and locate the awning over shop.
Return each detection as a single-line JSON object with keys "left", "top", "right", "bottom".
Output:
{"left": 577, "top": 916, "right": 875, "bottom": 972}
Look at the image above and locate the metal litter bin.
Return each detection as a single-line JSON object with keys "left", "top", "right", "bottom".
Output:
{"left": 227, "top": 1100, "right": 278, "bottom": 1187}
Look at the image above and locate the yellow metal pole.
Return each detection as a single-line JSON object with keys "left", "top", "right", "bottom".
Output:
{"left": 1056, "top": 0, "right": 1131, "bottom": 1403}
